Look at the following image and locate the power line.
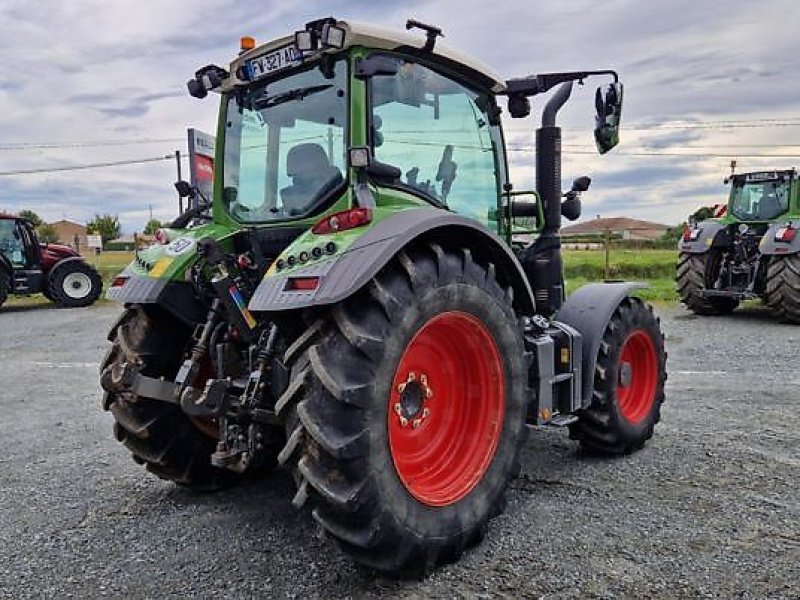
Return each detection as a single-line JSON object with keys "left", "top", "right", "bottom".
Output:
{"left": 0, "top": 155, "right": 177, "bottom": 177}
{"left": 0, "top": 138, "right": 183, "bottom": 151}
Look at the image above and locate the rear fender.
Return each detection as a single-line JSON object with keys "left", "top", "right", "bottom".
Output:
{"left": 49, "top": 256, "right": 86, "bottom": 273}
{"left": 677, "top": 221, "right": 729, "bottom": 254}
{"left": 555, "top": 281, "right": 647, "bottom": 406}
{"left": 758, "top": 222, "right": 800, "bottom": 255}
{"left": 249, "top": 207, "right": 535, "bottom": 314}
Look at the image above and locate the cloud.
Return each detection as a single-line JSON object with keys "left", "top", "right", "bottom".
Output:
{"left": 0, "top": 0, "right": 798, "bottom": 232}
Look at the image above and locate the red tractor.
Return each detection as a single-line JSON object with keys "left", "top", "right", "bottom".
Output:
{"left": 0, "top": 215, "right": 102, "bottom": 308}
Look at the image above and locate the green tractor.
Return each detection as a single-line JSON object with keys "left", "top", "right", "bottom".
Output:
{"left": 677, "top": 169, "right": 800, "bottom": 322}
{"left": 100, "top": 18, "right": 667, "bottom": 574}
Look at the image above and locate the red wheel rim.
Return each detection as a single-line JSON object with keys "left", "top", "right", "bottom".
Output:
{"left": 616, "top": 329, "right": 658, "bottom": 424}
{"left": 388, "top": 311, "right": 505, "bottom": 507}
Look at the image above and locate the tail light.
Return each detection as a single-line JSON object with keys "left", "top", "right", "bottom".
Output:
{"left": 155, "top": 229, "right": 170, "bottom": 244}
{"left": 111, "top": 275, "right": 129, "bottom": 288}
{"left": 284, "top": 276, "right": 320, "bottom": 291}
{"left": 683, "top": 226, "right": 701, "bottom": 242}
{"left": 312, "top": 208, "right": 372, "bottom": 235}
{"left": 775, "top": 226, "right": 797, "bottom": 243}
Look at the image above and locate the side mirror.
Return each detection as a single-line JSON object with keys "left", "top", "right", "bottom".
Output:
{"left": 571, "top": 176, "right": 592, "bottom": 193}
{"left": 174, "top": 180, "right": 193, "bottom": 198}
{"left": 594, "top": 82, "right": 623, "bottom": 154}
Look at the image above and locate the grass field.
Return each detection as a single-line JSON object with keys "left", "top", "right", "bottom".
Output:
{"left": 4, "top": 249, "right": 680, "bottom": 308}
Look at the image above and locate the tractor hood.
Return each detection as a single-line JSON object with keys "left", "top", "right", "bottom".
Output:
{"left": 41, "top": 243, "right": 78, "bottom": 259}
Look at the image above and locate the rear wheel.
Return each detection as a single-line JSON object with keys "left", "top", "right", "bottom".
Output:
{"left": 277, "top": 244, "right": 528, "bottom": 575}
{"left": 569, "top": 297, "right": 666, "bottom": 454}
{"left": 676, "top": 250, "right": 738, "bottom": 315}
{"left": 101, "top": 305, "right": 239, "bottom": 489}
{"left": 49, "top": 261, "right": 102, "bottom": 307}
{"left": 765, "top": 254, "right": 800, "bottom": 323}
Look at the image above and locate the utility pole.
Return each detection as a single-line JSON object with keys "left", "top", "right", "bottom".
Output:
{"left": 175, "top": 150, "right": 183, "bottom": 214}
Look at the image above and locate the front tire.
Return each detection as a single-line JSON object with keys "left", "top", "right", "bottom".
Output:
{"left": 49, "top": 260, "right": 102, "bottom": 307}
{"left": 765, "top": 254, "right": 800, "bottom": 323}
{"left": 569, "top": 297, "right": 667, "bottom": 454}
{"left": 676, "top": 250, "right": 738, "bottom": 315}
{"left": 278, "top": 244, "right": 529, "bottom": 575}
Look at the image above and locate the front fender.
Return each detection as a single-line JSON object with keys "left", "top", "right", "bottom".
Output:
{"left": 555, "top": 281, "right": 648, "bottom": 406}
{"left": 759, "top": 222, "right": 800, "bottom": 255}
{"left": 678, "top": 221, "right": 730, "bottom": 254}
{"left": 249, "top": 207, "right": 535, "bottom": 313}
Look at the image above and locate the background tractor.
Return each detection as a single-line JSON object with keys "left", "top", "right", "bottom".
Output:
{"left": 0, "top": 215, "right": 102, "bottom": 308}
{"left": 677, "top": 168, "right": 800, "bottom": 322}
{"left": 100, "top": 18, "right": 667, "bottom": 575}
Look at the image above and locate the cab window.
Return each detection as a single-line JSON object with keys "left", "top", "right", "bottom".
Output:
{"left": 370, "top": 58, "right": 500, "bottom": 228}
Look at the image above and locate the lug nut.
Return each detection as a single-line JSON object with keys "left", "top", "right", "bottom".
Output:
{"left": 394, "top": 402, "right": 402, "bottom": 415}
{"left": 420, "top": 374, "right": 427, "bottom": 385}
{"left": 400, "top": 416, "right": 408, "bottom": 427}
{"left": 422, "top": 408, "right": 430, "bottom": 418}
{"left": 412, "top": 419, "right": 422, "bottom": 429}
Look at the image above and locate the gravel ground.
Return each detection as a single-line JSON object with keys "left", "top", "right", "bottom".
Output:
{"left": 0, "top": 302, "right": 797, "bottom": 599}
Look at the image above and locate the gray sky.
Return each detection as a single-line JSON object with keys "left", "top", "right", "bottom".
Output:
{"left": 1, "top": 0, "right": 799, "bottom": 231}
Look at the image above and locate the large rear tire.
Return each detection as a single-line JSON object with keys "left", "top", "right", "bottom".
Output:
{"left": 569, "top": 297, "right": 667, "bottom": 454}
{"left": 49, "top": 260, "right": 102, "bottom": 307}
{"left": 101, "top": 306, "right": 239, "bottom": 489}
{"left": 277, "top": 244, "right": 529, "bottom": 575}
{"left": 765, "top": 254, "right": 800, "bottom": 323}
{"left": 676, "top": 250, "right": 738, "bottom": 315}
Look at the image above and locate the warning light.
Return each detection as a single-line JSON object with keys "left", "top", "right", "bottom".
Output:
{"left": 240, "top": 36, "right": 256, "bottom": 52}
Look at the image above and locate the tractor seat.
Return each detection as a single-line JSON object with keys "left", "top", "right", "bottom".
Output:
{"left": 280, "top": 143, "right": 343, "bottom": 215}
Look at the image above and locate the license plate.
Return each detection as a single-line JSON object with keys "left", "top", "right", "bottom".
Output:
{"left": 248, "top": 45, "right": 302, "bottom": 79}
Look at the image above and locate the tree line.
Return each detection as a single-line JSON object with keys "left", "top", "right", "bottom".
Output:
{"left": 9, "top": 210, "right": 162, "bottom": 244}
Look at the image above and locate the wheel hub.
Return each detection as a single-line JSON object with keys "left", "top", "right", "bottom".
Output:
{"left": 62, "top": 272, "right": 92, "bottom": 299}
{"left": 394, "top": 372, "right": 432, "bottom": 428}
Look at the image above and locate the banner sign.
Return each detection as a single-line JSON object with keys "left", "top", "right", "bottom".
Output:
{"left": 187, "top": 128, "right": 216, "bottom": 206}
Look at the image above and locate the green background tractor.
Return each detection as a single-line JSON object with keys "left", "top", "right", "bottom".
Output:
{"left": 100, "top": 18, "right": 667, "bottom": 575}
{"left": 677, "top": 168, "right": 800, "bottom": 321}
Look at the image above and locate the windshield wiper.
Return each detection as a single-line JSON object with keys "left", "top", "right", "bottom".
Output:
{"left": 254, "top": 84, "right": 334, "bottom": 109}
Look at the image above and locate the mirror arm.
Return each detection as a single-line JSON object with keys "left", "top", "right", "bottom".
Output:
{"left": 504, "top": 69, "right": 618, "bottom": 98}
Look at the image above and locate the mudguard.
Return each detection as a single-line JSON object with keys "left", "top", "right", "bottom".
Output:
{"left": 106, "top": 274, "right": 207, "bottom": 324}
{"left": 678, "top": 221, "right": 730, "bottom": 254}
{"left": 49, "top": 255, "right": 88, "bottom": 272}
{"left": 759, "top": 222, "right": 800, "bottom": 255}
{"left": 249, "top": 207, "right": 535, "bottom": 313}
{"left": 555, "top": 281, "right": 647, "bottom": 406}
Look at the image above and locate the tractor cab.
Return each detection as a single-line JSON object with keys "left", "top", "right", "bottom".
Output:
{"left": 183, "top": 18, "right": 622, "bottom": 315}
{"left": 727, "top": 169, "right": 795, "bottom": 223}
{"left": 0, "top": 216, "right": 39, "bottom": 268}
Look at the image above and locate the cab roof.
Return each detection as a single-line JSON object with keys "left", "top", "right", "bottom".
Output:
{"left": 230, "top": 19, "right": 507, "bottom": 93}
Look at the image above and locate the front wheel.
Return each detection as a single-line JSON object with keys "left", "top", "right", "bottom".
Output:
{"left": 48, "top": 260, "right": 102, "bottom": 307}
{"left": 278, "top": 244, "right": 529, "bottom": 575}
{"left": 569, "top": 296, "right": 667, "bottom": 454}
